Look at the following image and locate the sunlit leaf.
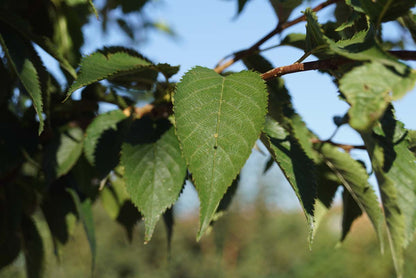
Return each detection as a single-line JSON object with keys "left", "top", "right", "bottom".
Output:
{"left": 339, "top": 62, "right": 416, "bottom": 131}
{"left": 174, "top": 66, "right": 267, "bottom": 239}
{"left": 66, "top": 47, "right": 153, "bottom": 100}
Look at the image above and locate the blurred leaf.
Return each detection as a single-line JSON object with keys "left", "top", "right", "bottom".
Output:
{"left": 66, "top": 47, "right": 153, "bottom": 100}
{"left": 341, "top": 188, "right": 363, "bottom": 241}
{"left": 269, "top": 0, "right": 302, "bottom": 24}
{"left": 41, "top": 185, "right": 77, "bottom": 254}
{"left": 163, "top": 207, "right": 174, "bottom": 251}
{"left": 361, "top": 109, "right": 416, "bottom": 277}
{"left": 116, "top": 201, "right": 142, "bottom": 242}
{"left": 400, "top": 12, "right": 416, "bottom": 44}
{"left": 280, "top": 33, "right": 306, "bottom": 51}
{"left": 0, "top": 31, "right": 45, "bottom": 134}
{"left": 66, "top": 188, "right": 96, "bottom": 271}
{"left": 0, "top": 11, "right": 77, "bottom": 78}
{"left": 21, "top": 216, "right": 44, "bottom": 278}
{"left": 339, "top": 62, "right": 416, "bottom": 131}
{"left": 122, "top": 125, "right": 186, "bottom": 242}
{"left": 43, "top": 126, "right": 84, "bottom": 183}
{"left": 237, "top": 0, "right": 251, "bottom": 15}
{"left": 174, "top": 66, "right": 267, "bottom": 240}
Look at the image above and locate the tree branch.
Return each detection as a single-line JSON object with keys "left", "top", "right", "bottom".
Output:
{"left": 260, "top": 50, "right": 416, "bottom": 80}
{"left": 311, "top": 138, "right": 366, "bottom": 153}
{"left": 214, "top": 0, "right": 341, "bottom": 73}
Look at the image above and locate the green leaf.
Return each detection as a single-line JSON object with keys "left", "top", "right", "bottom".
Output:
{"left": 66, "top": 47, "right": 153, "bottom": 100}
{"left": 0, "top": 11, "right": 77, "bottom": 78}
{"left": 21, "top": 216, "right": 44, "bottom": 278}
{"left": 341, "top": 188, "right": 363, "bottom": 241}
{"left": 121, "top": 125, "right": 186, "bottom": 242}
{"left": 361, "top": 109, "right": 416, "bottom": 277}
{"left": 346, "top": 0, "right": 415, "bottom": 24}
{"left": 326, "top": 23, "right": 403, "bottom": 70}
{"left": 44, "top": 126, "right": 84, "bottom": 182}
{"left": 280, "top": 33, "right": 307, "bottom": 51}
{"left": 66, "top": 188, "right": 96, "bottom": 271}
{"left": 41, "top": 186, "right": 77, "bottom": 252}
{"left": 400, "top": 13, "right": 416, "bottom": 44}
{"left": 304, "top": 8, "right": 329, "bottom": 54}
{"left": 84, "top": 110, "right": 128, "bottom": 178}
{"left": 174, "top": 66, "right": 267, "bottom": 239}
{"left": 269, "top": 0, "right": 302, "bottom": 23}
{"left": 0, "top": 31, "right": 45, "bottom": 134}
{"left": 339, "top": 62, "right": 416, "bottom": 131}
{"left": 316, "top": 143, "right": 383, "bottom": 245}
{"left": 262, "top": 118, "right": 317, "bottom": 237}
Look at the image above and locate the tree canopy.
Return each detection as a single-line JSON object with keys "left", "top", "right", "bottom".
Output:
{"left": 1, "top": 0, "right": 416, "bottom": 277}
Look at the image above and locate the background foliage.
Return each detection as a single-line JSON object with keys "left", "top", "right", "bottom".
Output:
{"left": 1, "top": 0, "right": 416, "bottom": 277}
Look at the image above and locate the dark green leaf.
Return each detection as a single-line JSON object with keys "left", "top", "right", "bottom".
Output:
{"left": 269, "top": 0, "right": 302, "bottom": 24}
{"left": 0, "top": 31, "right": 45, "bottom": 134}
{"left": 84, "top": 109, "right": 128, "bottom": 178}
{"left": 43, "top": 126, "right": 84, "bottom": 183}
{"left": 262, "top": 118, "right": 317, "bottom": 237}
{"left": 122, "top": 125, "right": 186, "bottom": 242}
{"left": 304, "top": 8, "right": 329, "bottom": 54}
{"left": 341, "top": 188, "right": 363, "bottom": 241}
{"left": 346, "top": 0, "right": 415, "bottom": 23}
{"left": 21, "top": 216, "right": 44, "bottom": 278}
{"left": 174, "top": 66, "right": 267, "bottom": 239}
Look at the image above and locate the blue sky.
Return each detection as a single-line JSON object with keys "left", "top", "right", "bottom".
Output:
{"left": 77, "top": 0, "right": 416, "bottom": 212}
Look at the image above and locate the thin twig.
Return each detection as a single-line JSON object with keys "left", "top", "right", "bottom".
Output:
{"left": 214, "top": 0, "right": 341, "bottom": 73}
{"left": 311, "top": 138, "right": 366, "bottom": 153}
{"left": 260, "top": 50, "right": 416, "bottom": 80}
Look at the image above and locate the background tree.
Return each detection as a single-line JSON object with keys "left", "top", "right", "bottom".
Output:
{"left": 1, "top": 0, "right": 416, "bottom": 277}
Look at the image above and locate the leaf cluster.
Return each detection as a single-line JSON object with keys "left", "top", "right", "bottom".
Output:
{"left": 1, "top": 0, "right": 416, "bottom": 277}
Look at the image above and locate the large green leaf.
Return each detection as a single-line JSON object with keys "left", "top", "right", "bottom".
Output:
{"left": 361, "top": 109, "right": 416, "bottom": 277}
{"left": 0, "top": 31, "right": 45, "bottom": 134}
{"left": 262, "top": 119, "right": 317, "bottom": 237}
{"left": 316, "top": 143, "right": 383, "bottom": 245}
{"left": 43, "top": 126, "right": 84, "bottom": 183}
{"left": 66, "top": 189, "right": 96, "bottom": 271}
{"left": 66, "top": 47, "right": 153, "bottom": 100}
{"left": 339, "top": 62, "right": 416, "bottom": 131}
{"left": 122, "top": 124, "right": 186, "bottom": 242}
{"left": 174, "top": 66, "right": 267, "bottom": 239}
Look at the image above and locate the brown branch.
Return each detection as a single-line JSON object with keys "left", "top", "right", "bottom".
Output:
{"left": 260, "top": 50, "right": 416, "bottom": 80}
{"left": 311, "top": 138, "right": 366, "bottom": 153}
{"left": 214, "top": 0, "right": 341, "bottom": 73}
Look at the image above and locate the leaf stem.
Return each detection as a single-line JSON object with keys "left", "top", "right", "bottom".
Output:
{"left": 311, "top": 138, "right": 366, "bottom": 153}
{"left": 260, "top": 50, "right": 416, "bottom": 80}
